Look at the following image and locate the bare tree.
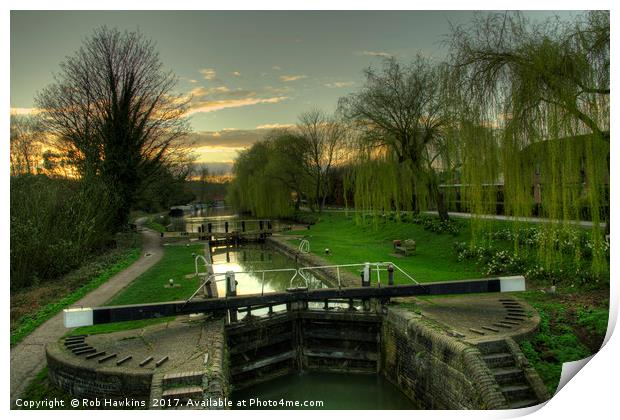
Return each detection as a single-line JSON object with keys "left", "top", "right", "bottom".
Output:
{"left": 10, "top": 114, "right": 44, "bottom": 176}
{"left": 339, "top": 56, "right": 450, "bottom": 219}
{"left": 36, "top": 26, "right": 190, "bottom": 226}
{"left": 296, "top": 109, "right": 347, "bottom": 212}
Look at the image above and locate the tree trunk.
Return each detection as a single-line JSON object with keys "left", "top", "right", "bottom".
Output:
{"left": 436, "top": 188, "right": 449, "bottom": 221}
{"left": 429, "top": 176, "right": 449, "bottom": 221}
{"left": 294, "top": 192, "right": 301, "bottom": 211}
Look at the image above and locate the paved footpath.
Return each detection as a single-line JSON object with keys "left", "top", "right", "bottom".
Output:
{"left": 10, "top": 225, "right": 164, "bottom": 404}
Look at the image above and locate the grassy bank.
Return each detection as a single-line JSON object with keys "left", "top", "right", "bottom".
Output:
{"left": 282, "top": 212, "right": 480, "bottom": 283}
{"left": 10, "top": 232, "right": 142, "bottom": 346}
{"left": 106, "top": 243, "right": 205, "bottom": 305}
{"left": 15, "top": 368, "right": 73, "bottom": 409}
{"left": 514, "top": 289, "right": 608, "bottom": 394}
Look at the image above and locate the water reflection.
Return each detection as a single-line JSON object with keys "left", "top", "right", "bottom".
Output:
{"left": 206, "top": 245, "right": 331, "bottom": 319}
{"left": 171, "top": 206, "right": 270, "bottom": 233}
{"left": 209, "top": 245, "right": 324, "bottom": 296}
{"left": 182, "top": 211, "right": 349, "bottom": 316}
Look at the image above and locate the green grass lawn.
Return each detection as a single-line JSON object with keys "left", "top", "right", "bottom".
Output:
{"left": 106, "top": 244, "right": 205, "bottom": 306}
{"left": 282, "top": 213, "right": 481, "bottom": 283}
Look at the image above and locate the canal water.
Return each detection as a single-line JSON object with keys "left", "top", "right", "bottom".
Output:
{"left": 209, "top": 244, "right": 318, "bottom": 297}
{"left": 178, "top": 211, "right": 417, "bottom": 409}
{"left": 232, "top": 372, "right": 418, "bottom": 410}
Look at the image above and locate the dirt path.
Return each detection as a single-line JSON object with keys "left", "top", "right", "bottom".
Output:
{"left": 10, "top": 224, "right": 164, "bottom": 404}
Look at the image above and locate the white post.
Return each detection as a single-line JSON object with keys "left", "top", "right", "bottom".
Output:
{"left": 362, "top": 262, "right": 371, "bottom": 287}
{"left": 226, "top": 271, "right": 237, "bottom": 296}
{"left": 225, "top": 270, "right": 237, "bottom": 322}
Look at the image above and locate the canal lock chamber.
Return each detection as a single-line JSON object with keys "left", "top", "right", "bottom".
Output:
{"left": 225, "top": 301, "right": 421, "bottom": 409}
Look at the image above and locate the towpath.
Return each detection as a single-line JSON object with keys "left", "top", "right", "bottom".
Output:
{"left": 10, "top": 221, "right": 164, "bottom": 404}
{"left": 317, "top": 208, "right": 599, "bottom": 228}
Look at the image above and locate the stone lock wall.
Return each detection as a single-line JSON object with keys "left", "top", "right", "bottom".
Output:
{"left": 203, "top": 318, "right": 229, "bottom": 406}
{"left": 48, "top": 319, "right": 229, "bottom": 408}
{"left": 46, "top": 344, "right": 153, "bottom": 401}
{"left": 381, "top": 307, "right": 507, "bottom": 409}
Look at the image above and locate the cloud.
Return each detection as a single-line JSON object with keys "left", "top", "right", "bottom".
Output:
{"left": 231, "top": 71, "right": 241, "bottom": 77}
{"left": 187, "top": 129, "right": 264, "bottom": 148}
{"left": 199, "top": 68, "right": 217, "bottom": 80}
{"left": 186, "top": 83, "right": 290, "bottom": 116}
{"left": 255, "top": 123, "right": 295, "bottom": 130}
{"left": 357, "top": 50, "right": 393, "bottom": 58}
{"left": 272, "top": 65, "right": 282, "bottom": 71}
{"left": 189, "top": 79, "right": 199, "bottom": 84}
{"left": 187, "top": 97, "right": 288, "bottom": 116}
{"left": 10, "top": 107, "right": 38, "bottom": 115}
{"left": 279, "top": 74, "right": 307, "bottom": 82}
{"left": 185, "top": 124, "right": 297, "bottom": 171}
{"left": 324, "top": 81, "right": 355, "bottom": 88}
{"left": 187, "top": 124, "right": 294, "bottom": 149}
{"left": 190, "top": 86, "right": 230, "bottom": 96}
{"left": 192, "top": 161, "right": 234, "bottom": 174}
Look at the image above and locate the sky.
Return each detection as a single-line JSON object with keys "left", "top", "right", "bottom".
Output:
{"left": 10, "top": 10, "right": 580, "bottom": 172}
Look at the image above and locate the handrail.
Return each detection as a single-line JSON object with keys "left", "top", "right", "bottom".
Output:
{"left": 298, "top": 262, "right": 418, "bottom": 288}
{"left": 184, "top": 261, "right": 416, "bottom": 307}
{"left": 194, "top": 254, "right": 211, "bottom": 277}
{"left": 185, "top": 219, "right": 273, "bottom": 231}
{"left": 384, "top": 261, "right": 418, "bottom": 284}
{"left": 184, "top": 267, "right": 299, "bottom": 306}
{"left": 184, "top": 273, "right": 217, "bottom": 306}
{"left": 298, "top": 239, "right": 310, "bottom": 254}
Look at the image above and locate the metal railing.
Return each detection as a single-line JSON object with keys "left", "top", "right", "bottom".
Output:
{"left": 298, "top": 239, "right": 310, "bottom": 254}
{"left": 184, "top": 260, "right": 417, "bottom": 307}
{"left": 297, "top": 261, "right": 417, "bottom": 289}
{"left": 194, "top": 254, "right": 212, "bottom": 277}
{"left": 185, "top": 267, "right": 300, "bottom": 306}
{"left": 188, "top": 219, "right": 273, "bottom": 233}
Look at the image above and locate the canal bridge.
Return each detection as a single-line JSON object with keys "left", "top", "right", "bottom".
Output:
{"left": 161, "top": 219, "right": 274, "bottom": 246}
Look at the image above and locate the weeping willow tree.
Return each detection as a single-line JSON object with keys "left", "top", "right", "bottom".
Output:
{"left": 227, "top": 129, "right": 312, "bottom": 218}
{"left": 449, "top": 11, "right": 610, "bottom": 277}
{"left": 342, "top": 143, "right": 417, "bottom": 223}
{"left": 339, "top": 56, "right": 458, "bottom": 221}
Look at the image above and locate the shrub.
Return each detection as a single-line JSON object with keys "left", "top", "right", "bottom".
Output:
{"left": 454, "top": 239, "right": 607, "bottom": 286}
{"left": 486, "top": 225, "right": 608, "bottom": 262}
{"left": 409, "top": 214, "right": 461, "bottom": 235}
{"left": 10, "top": 175, "right": 119, "bottom": 290}
{"left": 292, "top": 211, "right": 320, "bottom": 225}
